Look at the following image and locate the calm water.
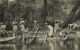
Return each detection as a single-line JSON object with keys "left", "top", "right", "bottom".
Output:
{"left": 0, "top": 40, "right": 79, "bottom": 50}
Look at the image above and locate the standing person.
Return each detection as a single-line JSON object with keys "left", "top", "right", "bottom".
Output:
{"left": 33, "top": 20, "right": 38, "bottom": 31}
{"left": 0, "top": 23, "right": 6, "bottom": 37}
{"left": 54, "top": 20, "right": 59, "bottom": 34}
{"left": 68, "top": 24, "right": 74, "bottom": 30}
{"left": 46, "top": 22, "right": 54, "bottom": 37}
{"left": 19, "top": 18, "right": 25, "bottom": 33}
{"left": 19, "top": 18, "right": 25, "bottom": 42}
{"left": 12, "top": 20, "right": 18, "bottom": 36}
{"left": 0, "top": 23, "right": 6, "bottom": 32}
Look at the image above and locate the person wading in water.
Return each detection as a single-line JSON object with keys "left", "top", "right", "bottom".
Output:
{"left": 46, "top": 22, "right": 54, "bottom": 38}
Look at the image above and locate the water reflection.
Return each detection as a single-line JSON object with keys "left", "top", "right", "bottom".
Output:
{"left": 0, "top": 40, "right": 79, "bottom": 50}
{"left": 0, "top": 44, "right": 16, "bottom": 50}
{"left": 0, "top": 42, "right": 49, "bottom": 50}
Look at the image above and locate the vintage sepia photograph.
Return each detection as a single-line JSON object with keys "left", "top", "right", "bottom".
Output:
{"left": 0, "top": 0, "right": 80, "bottom": 50}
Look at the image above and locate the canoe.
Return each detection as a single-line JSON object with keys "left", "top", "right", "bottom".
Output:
{"left": 0, "top": 37, "right": 16, "bottom": 42}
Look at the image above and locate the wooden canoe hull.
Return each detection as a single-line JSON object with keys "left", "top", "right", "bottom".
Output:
{"left": 0, "top": 36, "right": 22, "bottom": 43}
{"left": 0, "top": 37, "right": 16, "bottom": 42}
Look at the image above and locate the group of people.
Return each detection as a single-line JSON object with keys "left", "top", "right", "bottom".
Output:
{"left": 68, "top": 23, "right": 79, "bottom": 30}
{"left": 0, "top": 18, "right": 26, "bottom": 34}
{"left": 12, "top": 18, "right": 25, "bottom": 33}
{"left": 59, "top": 23, "right": 79, "bottom": 47}
{"left": 12, "top": 18, "right": 28, "bottom": 36}
{"left": 46, "top": 20, "right": 60, "bottom": 37}
{"left": 0, "top": 18, "right": 79, "bottom": 38}
{"left": 0, "top": 18, "right": 39, "bottom": 36}
{"left": 46, "top": 20, "right": 80, "bottom": 48}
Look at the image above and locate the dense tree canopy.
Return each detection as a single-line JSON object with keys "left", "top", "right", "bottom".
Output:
{"left": 0, "top": 0, "right": 79, "bottom": 27}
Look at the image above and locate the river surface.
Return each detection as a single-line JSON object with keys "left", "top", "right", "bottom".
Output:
{"left": 0, "top": 40, "right": 79, "bottom": 50}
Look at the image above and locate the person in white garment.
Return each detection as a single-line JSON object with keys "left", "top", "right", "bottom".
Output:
{"left": 46, "top": 22, "right": 53, "bottom": 37}
{"left": 12, "top": 20, "right": 18, "bottom": 36}
{"left": 0, "top": 23, "right": 6, "bottom": 32}
{"left": 68, "top": 24, "right": 74, "bottom": 30}
{"left": 68, "top": 23, "right": 79, "bottom": 30}
{"left": 73, "top": 23, "right": 79, "bottom": 30}
{"left": 59, "top": 29, "right": 69, "bottom": 47}
{"left": 19, "top": 19, "right": 25, "bottom": 42}
{"left": 59, "top": 29, "right": 69, "bottom": 40}
{"left": 54, "top": 20, "right": 59, "bottom": 34}
{"left": 19, "top": 19, "right": 25, "bottom": 32}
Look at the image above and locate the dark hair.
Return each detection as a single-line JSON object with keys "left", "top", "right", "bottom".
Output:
{"left": 46, "top": 21, "right": 55, "bottom": 27}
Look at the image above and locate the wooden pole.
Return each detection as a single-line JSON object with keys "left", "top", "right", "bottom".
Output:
{"left": 22, "top": 32, "right": 24, "bottom": 42}
{"left": 74, "top": 32, "right": 79, "bottom": 50}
